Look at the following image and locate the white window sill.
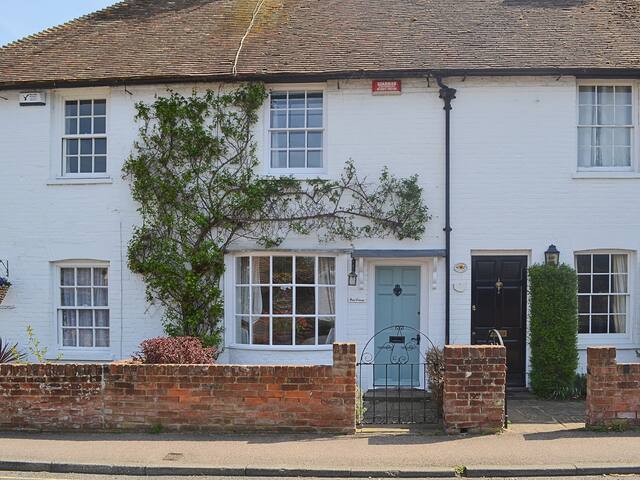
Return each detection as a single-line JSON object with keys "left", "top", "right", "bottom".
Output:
{"left": 47, "top": 177, "right": 113, "bottom": 186}
{"left": 48, "top": 349, "right": 115, "bottom": 362}
{"left": 573, "top": 171, "right": 640, "bottom": 179}
{"left": 229, "top": 343, "right": 333, "bottom": 352}
{"left": 578, "top": 334, "right": 633, "bottom": 349}
{"left": 263, "top": 172, "right": 330, "bottom": 180}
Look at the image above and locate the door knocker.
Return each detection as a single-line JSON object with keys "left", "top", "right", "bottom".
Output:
{"left": 393, "top": 284, "right": 402, "bottom": 296}
{"left": 495, "top": 277, "right": 504, "bottom": 294}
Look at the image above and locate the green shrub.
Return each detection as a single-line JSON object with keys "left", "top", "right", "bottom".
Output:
{"left": 528, "top": 263, "right": 578, "bottom": 399}
{"left": 425, "top": 346, "right": 445, "bottom": 417}
{"left": 550, "top": 373, "right": 587, "bottom": 400}
{"left": 355, "top": 385, "right": 366, "bottom": 425}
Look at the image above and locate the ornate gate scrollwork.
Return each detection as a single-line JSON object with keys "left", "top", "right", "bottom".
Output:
{"left": 358, "top": 324, "right": 436, "bottom": 367}
{"left": 357, "top": 325, "right": 439, "bottom": 425}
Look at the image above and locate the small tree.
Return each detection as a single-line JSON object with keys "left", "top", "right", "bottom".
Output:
{"left": 124, "top": 84, "right": 429, "bottom": 346}
{"left": 528, "top": 263, "right": 578, "bottom": 398}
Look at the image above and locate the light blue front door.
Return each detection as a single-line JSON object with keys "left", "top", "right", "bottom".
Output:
{"left": 374, "top": 266, "right": 421, "bottom": 386}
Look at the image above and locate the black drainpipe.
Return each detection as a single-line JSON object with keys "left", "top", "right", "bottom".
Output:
{"left": 436, "top": 76, "right": 456, "bottom": 345}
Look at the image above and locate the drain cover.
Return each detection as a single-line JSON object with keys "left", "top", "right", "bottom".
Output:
{"left": 163, "top": 452, "right": 184, "bottom": 461}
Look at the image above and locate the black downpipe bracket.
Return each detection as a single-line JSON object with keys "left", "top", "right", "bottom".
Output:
{"left": 436, "top": 77, "right": 456, "bottom": 345}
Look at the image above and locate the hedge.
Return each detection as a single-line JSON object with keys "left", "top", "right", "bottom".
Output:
{"left": 528, "top": 263, "right": 578, "bottom": 398}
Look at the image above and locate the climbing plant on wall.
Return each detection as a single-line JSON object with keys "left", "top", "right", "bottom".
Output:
{"left": 528, "top": 263, "right": 579, "bottom": 398}
{"left": 123, "top": 83, "right": 429, "bottom": 346}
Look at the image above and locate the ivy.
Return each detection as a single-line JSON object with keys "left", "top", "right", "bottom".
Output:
{"left": 123, "top": 83, "right": 430, "bottom": 346}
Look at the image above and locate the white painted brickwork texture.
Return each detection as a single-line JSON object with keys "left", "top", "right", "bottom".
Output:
{"left": 0, "top": 77, "right": 637, "bottom": 374}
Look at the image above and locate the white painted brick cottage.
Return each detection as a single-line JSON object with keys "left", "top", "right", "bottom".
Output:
{"left": 1, "top": 0, "right": 640, "bottom": 388}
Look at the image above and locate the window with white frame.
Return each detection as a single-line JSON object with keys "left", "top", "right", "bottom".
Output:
{"left": 62, "top": 99, "right": 107, "bottom": 175}
{"left": 576, "top": 253, "right": 629, "bottom": 334}
{"left": 58, "top": 266, "right": 109, "bottom": 347}
{"left": 235, "top": 255, "right": 336, "bottom": 346}
{"left": 268, "top": 91, "right": 324, "bottom": 170}
{"left": 578, "top": 85, "right": 633, "bottom": 169}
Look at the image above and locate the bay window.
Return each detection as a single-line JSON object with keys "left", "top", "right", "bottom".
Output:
{"left": 235, "top": 255, "right": 336, "bottom": 346}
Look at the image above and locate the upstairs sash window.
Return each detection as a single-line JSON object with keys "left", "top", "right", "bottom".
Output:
{"left": 268, "top": 91, "right": 324, "bottom": 172}
{"left": 578, "top": 86, "right": 633, "bottom": 170}
{"left": 62, "top": 99, "right": 107, "bottom": 176}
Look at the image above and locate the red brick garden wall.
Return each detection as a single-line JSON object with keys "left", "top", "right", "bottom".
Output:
{"left": 587, "top": 346, "right": 640, "bottom": 427}
{"left": 442, "top": 345, "right": 506, "bottom": 434}
{"left": 0, "top": 343, "right": 356, "bottom": 433}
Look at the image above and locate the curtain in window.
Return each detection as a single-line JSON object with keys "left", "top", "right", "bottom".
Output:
{"left": 610, "top": 255, "right": 627, "bottom": 333}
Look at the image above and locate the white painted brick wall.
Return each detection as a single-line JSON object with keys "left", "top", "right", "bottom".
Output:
{"left": 0, "top": 77, "right": 638, "bottom": 373}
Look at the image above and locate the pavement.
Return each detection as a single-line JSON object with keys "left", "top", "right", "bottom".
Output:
{"left": 0, "top": 473, "right": 633, "bottom": 480}
{"left": 1, "top": 397, "right": 640, "bottom": 478}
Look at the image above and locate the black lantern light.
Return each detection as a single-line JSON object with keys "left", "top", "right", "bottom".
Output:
{"left": 545, "top": 244, "right": 560, "bottom": 267}
{"left": 348, "top": 257, "right": 358, "bottom": 286}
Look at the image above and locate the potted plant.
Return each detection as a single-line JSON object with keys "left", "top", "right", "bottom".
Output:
{"left": 0, "top": 277, "right": 11, "bottom": 304}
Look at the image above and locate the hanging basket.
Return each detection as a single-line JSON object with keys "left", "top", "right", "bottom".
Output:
{"left": 0, "top": 284, "right": 10, "bottom": 305}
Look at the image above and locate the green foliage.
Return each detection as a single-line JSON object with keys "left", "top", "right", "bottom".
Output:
{"left": 453, "top": 465, "right": 467, "bottom": 477}
{"left": 426, "top": 346, "right": 444, "bottom": 417}
{"left": 0, "top": 337, "right": 25, "bottom": 363}
{"left": 587, "top": 419, "right": 632, "bottom": 432}
{"left": 123, "top": 83, "right": 430, "bottom": 347}
{"left": 355, "top": 385, "right": 366, "bottom": 425}
{"left": 528, "top": 263, "right": 579, "bottom": 399}
{"left": 149, "top": 423, "right": 164, "bottom": 434}
{"left": 26, "top": 325, "right": 63, "bottom": 363}
{"left": 550, "top": 373, "right": 587, "bottom": 400}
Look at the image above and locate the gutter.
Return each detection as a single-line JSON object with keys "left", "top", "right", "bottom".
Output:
{"left": 435, "top": 77, "right": 456, "bottom": 345}
{"left": 3, "top": 67, "right": 640, "bottom": 91}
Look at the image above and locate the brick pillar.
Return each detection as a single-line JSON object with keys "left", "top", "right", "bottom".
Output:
{"left": 587, "top": 346, "right": 640, "bottom": 428}
{"left": 332, "top": 343, "right": 357, "bottom": 433}
{"left": 332, "top": 343, "right": 357, "bottom": 377}
{"left": 443, "top": 345, "right": 506, "bottom": 434}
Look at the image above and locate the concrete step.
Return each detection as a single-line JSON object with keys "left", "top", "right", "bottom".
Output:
{"left": 361, "top": 389, "right": 440, "bottom": 425}
{"left": 363, "top": 388, "right": 432, "bottom": 401}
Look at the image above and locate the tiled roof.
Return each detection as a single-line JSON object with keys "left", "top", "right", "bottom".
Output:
{"left": 1, "top": 0, "right": 640, "bottom": 89}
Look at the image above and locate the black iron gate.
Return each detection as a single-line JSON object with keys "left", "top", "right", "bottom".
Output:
{"left": 357, "top": 325, "right": 439, "bottom": 425}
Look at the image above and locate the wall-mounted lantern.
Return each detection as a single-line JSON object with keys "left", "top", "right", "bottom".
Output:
{"left": 545, "top": 244, "right": 560, "bottom": 267}
{"left": 348, "top": 257, "right": 358, "bottom": 286}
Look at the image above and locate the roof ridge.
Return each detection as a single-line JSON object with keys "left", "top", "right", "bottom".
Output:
{"left": 0, "top": 0, "right": 130, "bottom": 49}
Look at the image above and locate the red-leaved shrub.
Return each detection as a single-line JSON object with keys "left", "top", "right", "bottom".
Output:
{"left": 134, "top": 337, "right": 217, "bottom": 364}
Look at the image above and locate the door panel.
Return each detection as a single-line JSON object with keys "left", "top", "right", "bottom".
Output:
{"left": 471, "top": 255, "right": 527, "bottom": 387}
{"left": 475, "top": 260, "right": 497, "bottom": 281}
{"left": 501, "top": 286, "right": 522, "bottom": 325}
{"left": 476, "top": 287, "right": 497, "bottom": 326}
{"left": 374, "top": 266, "right": 421, "bottom": 386}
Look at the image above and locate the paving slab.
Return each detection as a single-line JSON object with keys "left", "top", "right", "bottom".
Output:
{"left": 1, "top": 396, "right": 638, "bottom": 477}
{"left": 1, "top": 427, "right": 640, "bottom": 473}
